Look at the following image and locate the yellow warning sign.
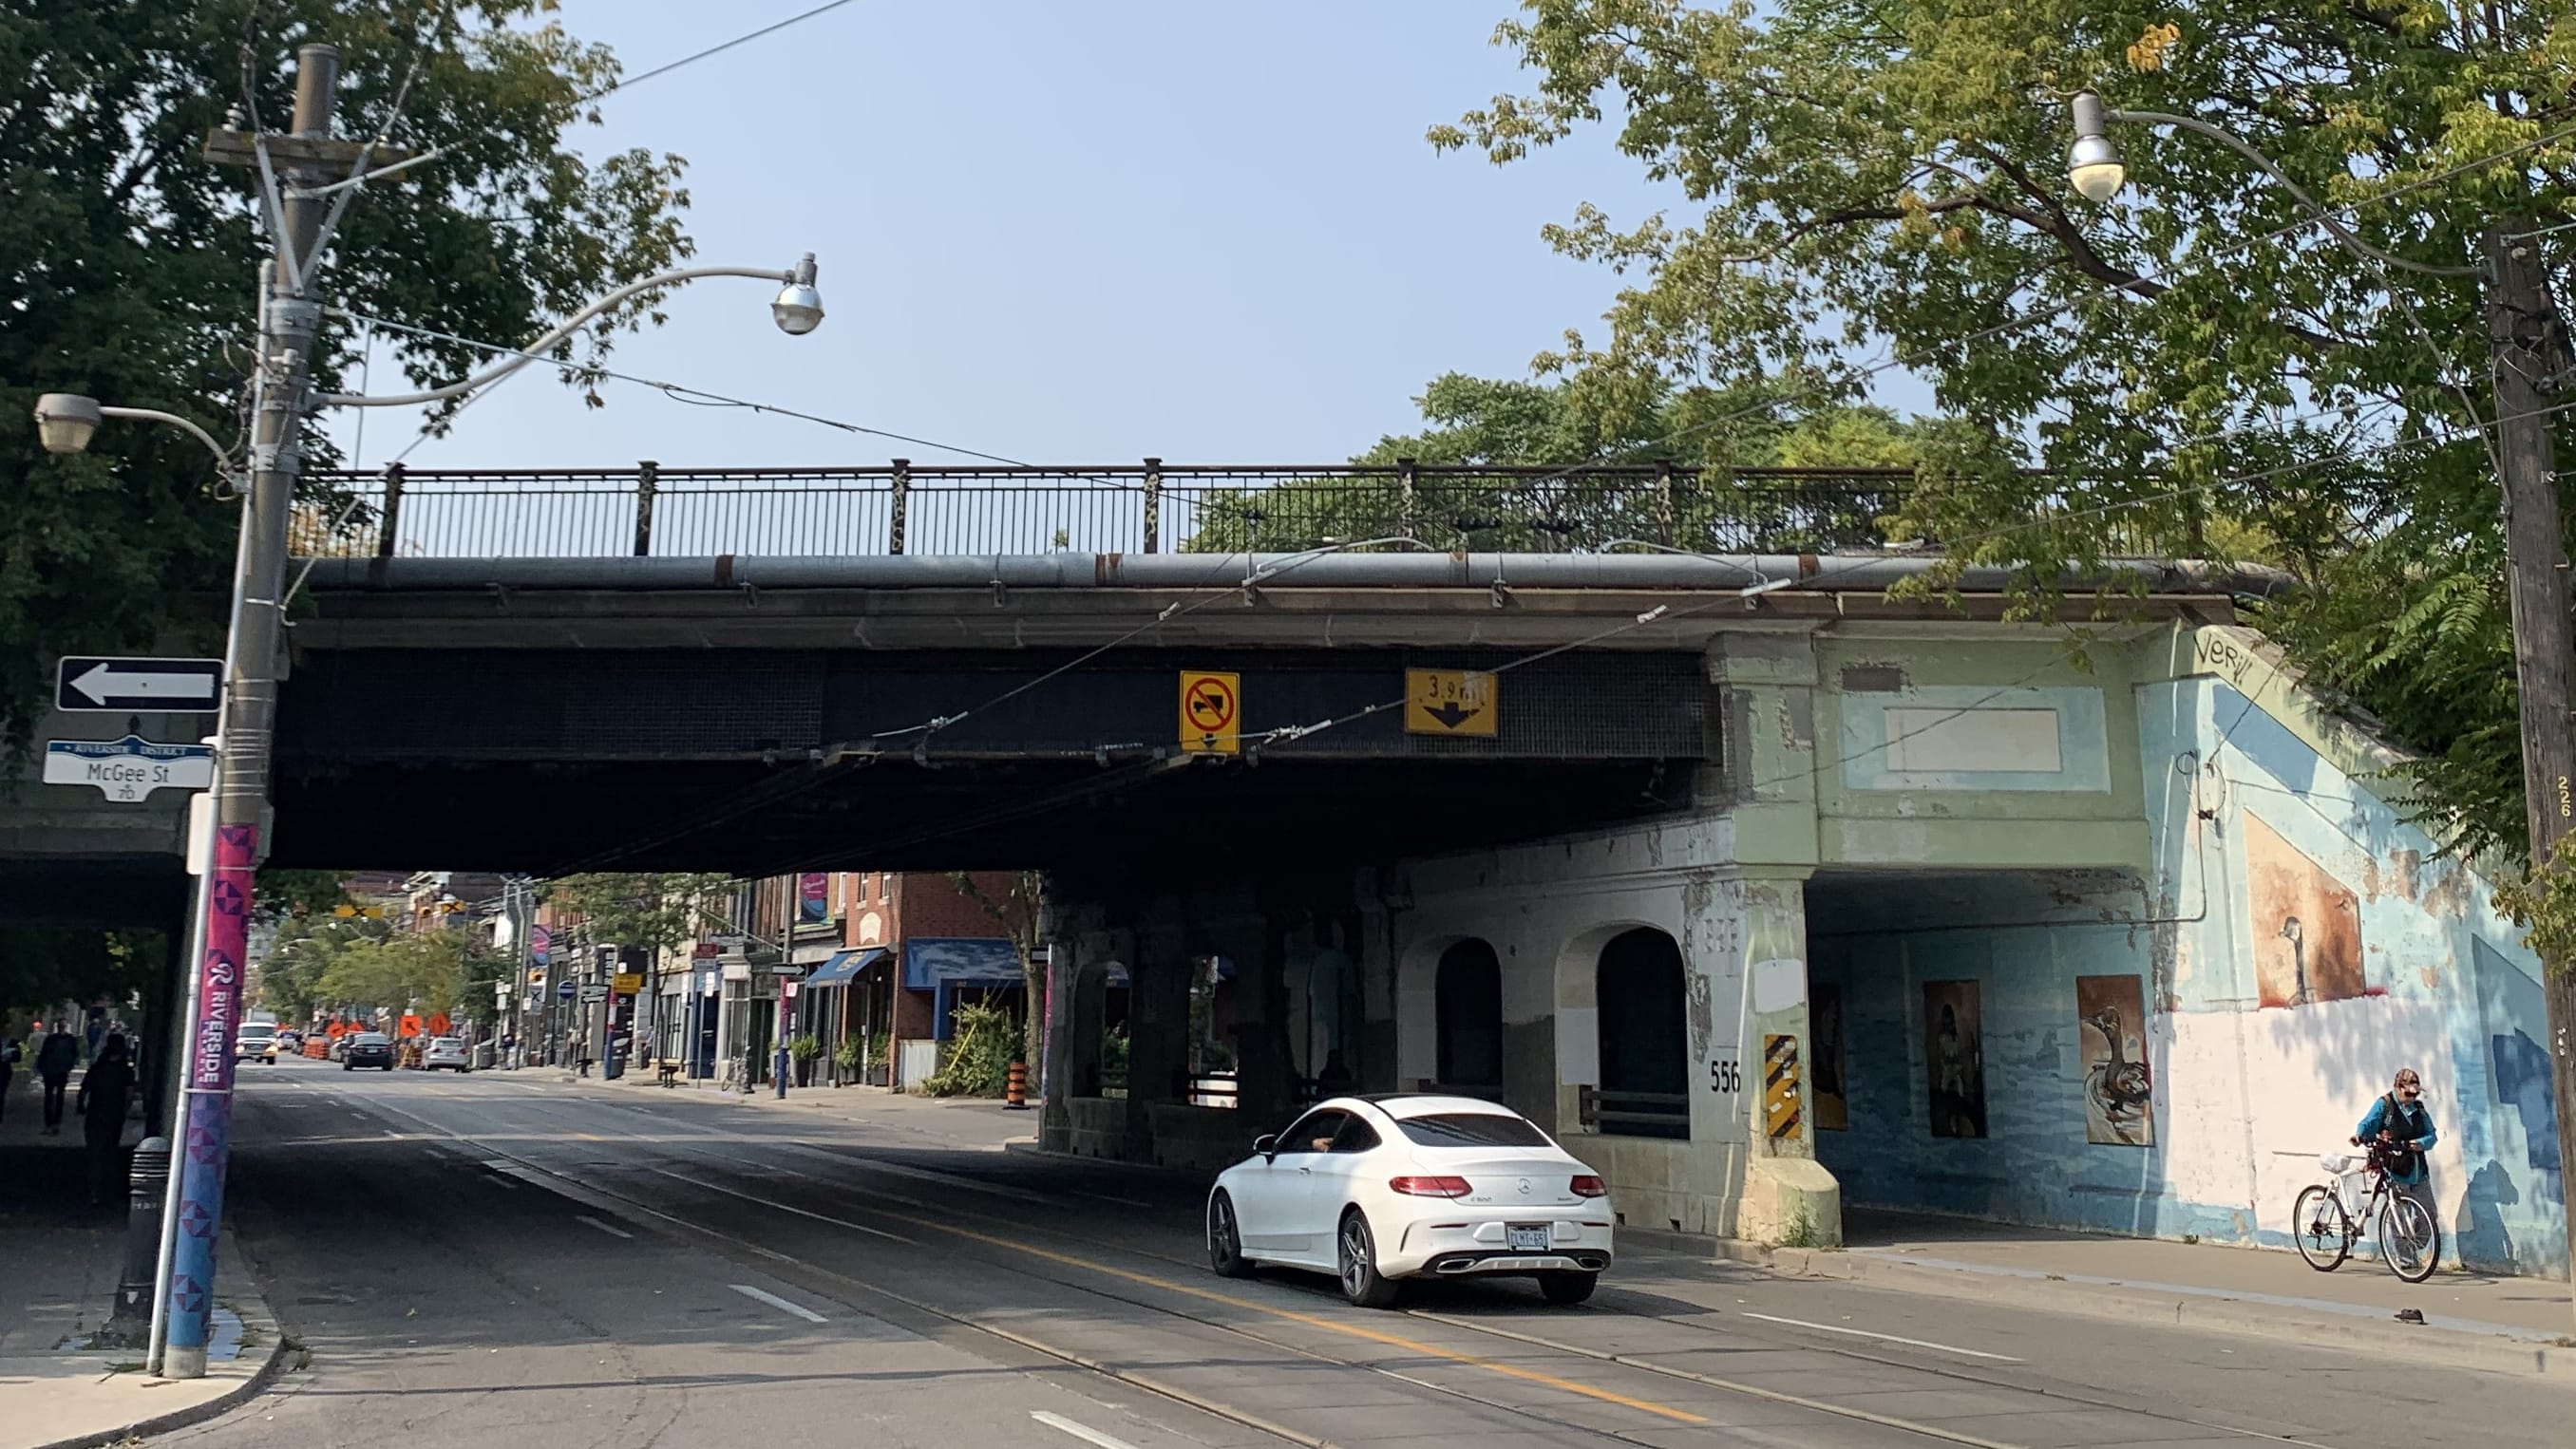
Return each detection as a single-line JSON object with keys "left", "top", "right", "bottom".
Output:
{"left": 1403, "top": 668, "right": 1497, "bottom": 737}
{"left": 1763, "top": 1034, "right": 1803, "bottom": 1140}
{"left": 611, "top": 972, "right": 645, "bottom": 994}
{"left": 1179, "top": 669, "right": 1241, "bottom": 754}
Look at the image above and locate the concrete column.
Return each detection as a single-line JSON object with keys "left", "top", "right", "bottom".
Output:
{"left": 1123, "top": 912, "right": 1192, "bottom": 1157}
{"left": 1706, "top": 633, "right": 1823, "bottom": 868}
{"left": 1704, "top": 869, "right": 1840, "bottom": 1245}
{"left": 1038, "top": 927, "right": 1080, "bottom": 1151}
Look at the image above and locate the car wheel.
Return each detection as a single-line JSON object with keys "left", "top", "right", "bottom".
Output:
{"left": 1336, "top": 1209, "right": 1401, "bottom": 1308}
{"left": 1207, "top": 1192, "right": 1254, "bottom": 1279}
{"left": 1538, "top": 1270, "right": 1599, "bottom": 1306}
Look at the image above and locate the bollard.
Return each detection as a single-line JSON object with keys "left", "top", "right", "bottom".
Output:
{"left": 111, "top": 1137, "right": 171, "bottom": 1327}
{"left": 1005, "top": 1061, "right": 1029, "bottom": 1109}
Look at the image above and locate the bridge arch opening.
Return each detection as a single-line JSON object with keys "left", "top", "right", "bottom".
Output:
{"left": 1596, "top": 926, "right": 1689, "bottom": 1139}
{"left": 1433, "top": 937, "right": 1503, "bottom": 1095}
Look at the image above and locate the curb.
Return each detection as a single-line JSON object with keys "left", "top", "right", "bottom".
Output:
{"left": 1702, "top": 1236, "right": 2573, "bottom": 1380}
{"left": 1002, "top": 1138, "right": 1211, "bottom": 1183}
{"left": 28, "top": 1296, "right": 289, "bottom": 1449}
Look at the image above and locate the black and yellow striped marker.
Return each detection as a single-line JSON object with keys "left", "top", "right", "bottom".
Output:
{"left": 1764, "top": 1033, "right": 1802, "bottom": 1139}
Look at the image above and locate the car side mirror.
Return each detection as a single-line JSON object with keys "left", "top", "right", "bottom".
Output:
{"left": 1253, "top": 1134, "right": 1279, "bottom": 1159}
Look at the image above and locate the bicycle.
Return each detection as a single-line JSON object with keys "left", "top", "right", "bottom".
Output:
{"left": 2291, "top": 1141, "right": 2440, "bottom": 1283}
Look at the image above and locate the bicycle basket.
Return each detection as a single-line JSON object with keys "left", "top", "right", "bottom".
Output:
{"left": 2318, "top": 1152, "right": 2359, "bottom": 1173}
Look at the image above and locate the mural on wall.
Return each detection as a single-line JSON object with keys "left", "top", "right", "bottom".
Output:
{"left": 2244, "top": 813, "right": 2366, "bottom": 1007}
{"left": 1923, "top": 980, "right": 1988, "bottom": 1138}
{"left": 1812, "top": 981, "right": 1847, "bottom": 1130}
{"left": 2076, "top": 974, "right": 2155, "bottom": 1147}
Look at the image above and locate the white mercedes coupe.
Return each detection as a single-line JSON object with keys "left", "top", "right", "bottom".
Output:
{"left": 1204, "top": 1094, "right": 1614, "bottom": 1307}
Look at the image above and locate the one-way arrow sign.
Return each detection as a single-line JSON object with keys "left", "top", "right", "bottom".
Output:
{"left": 55, "top": 656, "right": 222, "bottom": 713}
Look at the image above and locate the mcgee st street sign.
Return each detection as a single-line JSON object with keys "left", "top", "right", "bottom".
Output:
{"left": 44, "top": 735, "right": 216, "bottom": 802}
{"left": 55, "top": 655, "right": 222, "bottom": 713}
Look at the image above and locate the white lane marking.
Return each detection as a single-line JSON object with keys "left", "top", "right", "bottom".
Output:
{"left": 729, "top": 1284, "right": 825, "bottom": 1323}
{"left": 1031, "top": 1411, "right": 1142, "bottom": 1449}
{"left": 348, "top": 1113, "right": 368, "bottom": 1120}
{"left": 1733, "top": 1311, "right": 2022, "bottom": 1363}
{"left": 575, "top": 1214, "right": 633, "bottom": 1239}
{"left": 1076, "top": 1191, "right": 1151, "bottom": 1209}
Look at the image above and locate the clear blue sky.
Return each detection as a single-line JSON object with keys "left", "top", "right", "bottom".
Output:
{"left": 323, "top": 2, "right": 1693, "bottom": 471}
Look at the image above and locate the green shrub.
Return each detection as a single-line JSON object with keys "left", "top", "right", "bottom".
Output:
{"left": 925, "top": 1001, "right": 1016, "bottom": 1097}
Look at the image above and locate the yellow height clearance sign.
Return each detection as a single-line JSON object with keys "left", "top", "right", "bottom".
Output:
{"left": 1404, "top": 668, "right": 1497, "bottom": 737}
{"left": 1179, "top": 670, "right": 1241, "bottom": 754}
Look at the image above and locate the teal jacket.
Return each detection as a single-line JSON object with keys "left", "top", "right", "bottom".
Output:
{"left": 2357, "top": 1095, "right": 2437, "bottom": 1186}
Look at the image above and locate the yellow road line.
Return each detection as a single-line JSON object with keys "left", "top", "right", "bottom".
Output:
{"left": 905, "top": 1214, "right": 1705, "bottom": 1425}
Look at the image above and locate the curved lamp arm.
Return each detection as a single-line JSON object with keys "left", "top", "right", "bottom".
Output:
{"left": 100, "top": 406, "right": 236, "bottom": 473}
{"left": 2103, "top": 105, "right": 2480, "bottom": 280}
{"left": 319, "top": 263, "right": 797, "bottom": 409}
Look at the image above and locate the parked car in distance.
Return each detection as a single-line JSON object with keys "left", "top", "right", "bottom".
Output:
{"left": 420, "top": 1037, "right": 471, "bottom": 1072}
{"left": 341, "top": 1032, "right": 395, "bottom": 1070}
{"left": 234, "top": 1024, "right": 279, "bottom": 1064}
{"left": 1205, "top": 1094, "right": 1613, "bottom": 1308}
{"left": 275, "top": 1028, "right": 302, "bottom": 1053}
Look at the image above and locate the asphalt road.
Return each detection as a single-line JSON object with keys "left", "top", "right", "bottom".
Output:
{"left": 165, "top": 1060, "right": 2568, "bottom": 1449}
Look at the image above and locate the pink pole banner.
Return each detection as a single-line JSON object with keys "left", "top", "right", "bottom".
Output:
{"left": 168, "top": 822, "right": 257, "bottom": 1363}
{"left": 188, "top": 825, "right": 256, "bottom": 1093}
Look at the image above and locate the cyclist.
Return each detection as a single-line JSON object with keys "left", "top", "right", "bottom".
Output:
{"left": 2354, "top": 1067, "right": 2437, "bottom": 1195}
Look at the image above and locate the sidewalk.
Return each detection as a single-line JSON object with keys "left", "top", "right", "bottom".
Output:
{"left": 494, "top": 1058, "right": 1039, "bottom": 1149}
{"left": 0, "top": 1074, "right": 284, "bottom": 1449}
{"left": 1724, "top": 1206, "right": 2576, "bottom": 1378}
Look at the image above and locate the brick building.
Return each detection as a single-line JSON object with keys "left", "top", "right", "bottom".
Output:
{"left": 802, "top": 871, "right": 1027, "bottom": 1089}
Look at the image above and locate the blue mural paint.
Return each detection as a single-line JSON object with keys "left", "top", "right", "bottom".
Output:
{"left": 1807, "top": 667, "right": 2566, "bottom": 1278}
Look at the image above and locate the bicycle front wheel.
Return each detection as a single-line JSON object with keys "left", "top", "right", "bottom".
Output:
{"left": 2380, "top": 1192, "right": 2440, "bottom": 1283}
{"left": 2291, "top": 1184, "right": 2351, "bottom": 1271}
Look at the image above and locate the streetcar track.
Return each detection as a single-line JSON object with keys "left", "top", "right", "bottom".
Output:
{"left": 376, "top": 1106, "right": 1716, "bottom": 1446}
{"left": 377, "top": 1086, "right": 2045, "bottom": 1446}
{"left": 484, "top": 1088, "right": 2323, "bottom": 1448}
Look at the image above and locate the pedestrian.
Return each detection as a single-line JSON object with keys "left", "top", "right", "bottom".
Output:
{"left": 36, "top": 1021, "right": 81, "bottom": 1135}
{"left": 84, "top": 1014, "right": 103, "bottom": 1063}
{"left": 0, "top": 1026, "right": 19, "bottom": 1124}
{"left": 75, "top": 1033, "right": 135, "bottom": 1206}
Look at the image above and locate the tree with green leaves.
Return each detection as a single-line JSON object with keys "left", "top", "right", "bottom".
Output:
{"left": 1432, "top": 0, "right": 2572, "bottom": 862}
{"left": 949, "top": 871, "right": 1047, "bottom": 1067}
{"left": 256, "top": 912, "right": 393, "bottom": 1023}
{"left": 1185, "top": 372, "right": 1920, "bottom": 553}
{"left": 2, "top": 2, "right": 692, "bottom": 750}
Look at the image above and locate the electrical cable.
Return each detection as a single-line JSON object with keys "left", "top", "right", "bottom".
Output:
{"left": 294, "top": 1, "right": 869, "bottom": 198}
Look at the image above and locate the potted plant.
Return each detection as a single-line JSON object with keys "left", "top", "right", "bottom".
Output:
{"left": 833, "top": 1034, "right": 864, "bottom": 1085}
{"left": 788, "top": 1033, "right": 822, "bottom": 1087}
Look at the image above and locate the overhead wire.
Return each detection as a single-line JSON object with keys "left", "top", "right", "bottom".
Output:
{"left": 293, "top": 0, "right": 869, "bottom": 198}
{"left": 1238, "top": 389, "right": 2576, "bottom": 765}
{"left": 317, "top": 94, "right": 2576, "bottom": 856}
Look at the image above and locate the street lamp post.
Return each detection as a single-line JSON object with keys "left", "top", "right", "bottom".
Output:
{"left": 31, "top": 44, "right": 826, "bottom": 1378}
{"left": 2067, "top": 93, "right": 2576, "bottom": 1299}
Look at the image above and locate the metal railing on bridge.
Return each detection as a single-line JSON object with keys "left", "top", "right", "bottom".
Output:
{"left": 295, "top": 460, "right": 1925, "bottom": 560}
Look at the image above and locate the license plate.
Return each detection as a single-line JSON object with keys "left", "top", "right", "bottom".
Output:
{"left": 1506, "top": 1225, "right": 1551, "bottom": 1251}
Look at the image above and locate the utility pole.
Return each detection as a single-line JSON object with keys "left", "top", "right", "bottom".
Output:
{"left": 2480, "top": 221, "right": 2576, "bottom": 1287}
{"left": 161, "top": 44, "right": 405, "bottom": 1380}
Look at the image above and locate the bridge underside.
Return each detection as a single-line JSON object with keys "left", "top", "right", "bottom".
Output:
{"left": 267, "top": 755, "right": 1695, "bottom": 875}
{"left": 266, "top": 645, "right": 1709, "bottom": 875}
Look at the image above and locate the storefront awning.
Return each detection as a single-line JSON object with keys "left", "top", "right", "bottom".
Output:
{"left": 805, "top": 948, "right": 884, "bottom": 988}
{"left": 903, "top": 938, "right": 1024, "bottom": 990}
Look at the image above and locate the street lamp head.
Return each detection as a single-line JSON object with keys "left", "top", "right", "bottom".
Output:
{"left": 771, "top": 252, "right": 824, "bottom": 336}
{"left": 32, "top": 393, "right": 103, "bottom": 455}
{"left": 2067, "top": 91, "right": 2127, "bottom": 202}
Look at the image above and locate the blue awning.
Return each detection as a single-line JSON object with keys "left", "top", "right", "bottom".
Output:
{"left": 903, "top": 938, "right": 1024, "bottom": 990}
{"left": 805, "top": 948, "right": 884, "bottom": 988}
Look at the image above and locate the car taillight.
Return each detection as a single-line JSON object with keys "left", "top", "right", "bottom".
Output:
{"left": 1389, "top": 1176, "right": 1473, "bottom": 1198}
{"left": 1570, "top": 1175, "right": 1607, "bottom": 1197}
